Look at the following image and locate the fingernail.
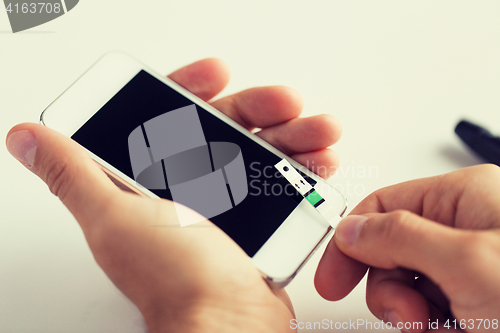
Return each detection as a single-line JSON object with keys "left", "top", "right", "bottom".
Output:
{"left": 385, "top": 310, "right": 403, "bottom": 328}
{"left": 7, "top": 130, "right": 37, "bottom": 167}
{"left": 335, "top": 215, "right": 368, "bottom": 245}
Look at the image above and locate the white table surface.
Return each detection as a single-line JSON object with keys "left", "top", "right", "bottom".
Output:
{"left": 1, "top": 1, "right": 499, "bottom": 332}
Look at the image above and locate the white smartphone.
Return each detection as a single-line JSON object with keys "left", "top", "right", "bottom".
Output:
{"left": 40, "top": 52, "right": 347, "bottom": 288}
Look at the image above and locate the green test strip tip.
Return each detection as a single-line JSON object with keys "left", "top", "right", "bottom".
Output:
{"left": 305, "top": 190, "right": 323, "bottom": 207}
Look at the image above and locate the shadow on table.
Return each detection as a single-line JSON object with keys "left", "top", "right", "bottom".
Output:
{"left": 440, "top": 144, "right": 484, "bottom": 168}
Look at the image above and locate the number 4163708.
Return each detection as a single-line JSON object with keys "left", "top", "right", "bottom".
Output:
{"left": 444, "top": 319, "right": 499, "bottom": 330}
{"left": 5, "top": 3, "right": 62, "bottom": 14}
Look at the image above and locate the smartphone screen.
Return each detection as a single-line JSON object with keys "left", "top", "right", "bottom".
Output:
{"left": 71, "top": 70, "right": 315, "bottom": 257}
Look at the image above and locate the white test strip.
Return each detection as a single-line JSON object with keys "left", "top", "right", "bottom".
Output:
{"left": 275, "top": 159, "right": 313, "bottom": 196}
{"left": 274, "top": 159, "right": 342, "bottom": 228}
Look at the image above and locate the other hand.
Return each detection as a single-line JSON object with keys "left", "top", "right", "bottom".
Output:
{"left": 316, "top": 165, "right": 500, "bottom": 333}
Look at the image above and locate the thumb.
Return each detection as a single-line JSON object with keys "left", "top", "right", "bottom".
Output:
{"left": 6, "top": 123, "right": 123, "bottom": 230}
{"left": 334, "top": 211, "right": 468, "bottom": 287}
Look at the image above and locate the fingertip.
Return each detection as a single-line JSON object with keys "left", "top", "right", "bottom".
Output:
{"left": 168, "top": 58, "right": 231, "bottom": 101}
{"left": 214, "top": 85, "right": 304, "bottom": 129}
{"left": 270, "top": 85, "right": 303, "bottom": 119}
{"left": 290, "top": 148, "right": 339, "bottom": 179}
{"left": 335, "top": 215, "right": 369, "bottom": 246}
{"left": 7, "top": 122, "right": 38, "bottom": 139}
{"left": 320, "top": 149, "right": 340, "bottom": 178}
{"left": 6, "top": 129, "right": 37, "bottom": 168}
{"left": 312, "top": 114, "right": 342, "bottom": 146}
{"left": 200, "top": 57, "right": 231, "bottom": 87}
{"left": 5, "top": 123, "right": 36, "bottom": 160}
{"left": 315, "top": 238, "right": 369, "bottom": 301}
{"left": 243, "top": 85, "right": 303, "bottom": 124}
{"left": 279, "top": 115, "right": 341, "bottom": 152}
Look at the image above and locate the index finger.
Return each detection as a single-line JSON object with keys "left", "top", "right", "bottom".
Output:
{"left": 351, "top": 176, "right": 437, "bottom": 218}
{"left": 210, "top": 86, "right": 303, "bottom": 130}
{"left": 167, "top": 58, "right": 230, "bottom": 101}
{"left": 352, "top": 164, "right": 500, "bottom": 228}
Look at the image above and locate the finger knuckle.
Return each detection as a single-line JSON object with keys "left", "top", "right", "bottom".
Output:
{"left": 381, "top": 210, "right": 414, "bottom": 238}
{"left": 81, "top": 196, "right": 127, "bottom": 254}
{"left": 85, "top": 217, "right": 120, "bottom": 262}
{"left": 367, "top": 210, "right": 421, "bottom": 251}
{"left": 458, "top": 232, "right": 496, "bottom": 264}
{"left": 443, "top": 231, "right": 500, "bottom": 305}
{"left": 40, "top": 157, "right": 75, "bottom": 202}
{"left": 85, "top": 189, "right": 123, "bottom": 224}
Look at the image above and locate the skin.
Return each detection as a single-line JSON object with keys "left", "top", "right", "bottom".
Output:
{"left": 315, "top": 164, "right": 500, "bottom": 332}
{"left": 6, "top": 58, "right": 341, "bottom": 333}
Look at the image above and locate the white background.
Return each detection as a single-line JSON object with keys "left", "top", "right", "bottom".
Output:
{"left": 1, "top": 1, "right": 499, "bottom": 332}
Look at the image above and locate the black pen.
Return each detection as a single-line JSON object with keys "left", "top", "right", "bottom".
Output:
{"left": 455, "top": 120, "right": 500, "bottom": 166}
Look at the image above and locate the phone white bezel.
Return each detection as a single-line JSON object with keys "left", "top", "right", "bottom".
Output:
{"left": 40, "top": 52, "right": 347, "bottom": 288}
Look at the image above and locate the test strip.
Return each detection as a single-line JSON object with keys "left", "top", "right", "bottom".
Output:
{"left": 274, "top": 159, "right": 342, "bottom": 228}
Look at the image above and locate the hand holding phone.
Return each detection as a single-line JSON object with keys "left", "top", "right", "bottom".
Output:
{"left": 7, "top": 57, "right": 343, "bottom": 332}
